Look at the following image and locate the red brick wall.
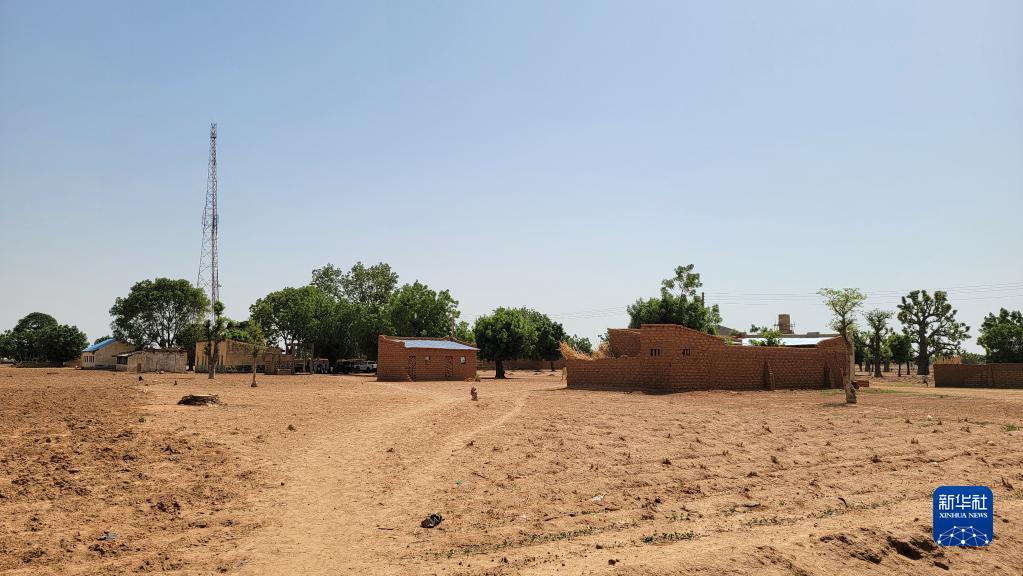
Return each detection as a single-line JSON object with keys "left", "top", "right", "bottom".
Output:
{"left": 608, "top": 329, "right": 641, "bottom": 357}
{"left": 934, "top": 363, "right": 1023, "bottom": 388}
{"left": 377, "top": 336, "right": 478, "bottom": 382}
{"left": 567, "top": 324, "right": 847, "bottom": 393}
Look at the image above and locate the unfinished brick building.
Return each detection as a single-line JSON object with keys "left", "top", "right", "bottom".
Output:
{"left": 566, "top": 324, "right": 850, "bottom": 392}
{"left": 377, "top": 336, "right": 478, "bottom": 382}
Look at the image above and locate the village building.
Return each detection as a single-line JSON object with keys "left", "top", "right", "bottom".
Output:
{"left": 194, "top": 339, "right": 323, "bottom": 374}
{"left": 81, "top": 338, "right": 135, "bottom": 369}
{"left": 566, "top": 324, "right": 850, "bottom": 393}
{"left": 115, "top": 348, "right": 188, "bottom": 373}
{"left": 377, "top": 336, "right": 478, "bottom": 382}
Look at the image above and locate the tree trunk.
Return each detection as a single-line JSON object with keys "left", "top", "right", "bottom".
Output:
{"left": 208, "top": 340, "right": 218, "bottom": 380}
{"left": 843, "top": 331, "right": 856, "bottom": 404}
{"left": 897, "top": 363, "right": 902, "bottom": 376}
{"left": 917, "top": 334, "right": 929, "bottom": 376}
{"left": 251, "top": 359, "right": 257, "bottom": 387}
{"left": 495, "top": 359, "right": 505, "bottom": 379}
{"left": 873, "top": 355, "right": 882, "bottom": 378}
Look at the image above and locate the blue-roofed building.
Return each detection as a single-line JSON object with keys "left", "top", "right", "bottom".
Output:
{"left": 81, "top": 338, "right": 134, "bottom": 369}
{"left": 377, "top": 335, "right": 478, "bottom": 381}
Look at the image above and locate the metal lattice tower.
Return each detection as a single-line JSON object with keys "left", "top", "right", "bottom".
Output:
{"left": 197, "top": 123, "right": 219, "bottom": 321}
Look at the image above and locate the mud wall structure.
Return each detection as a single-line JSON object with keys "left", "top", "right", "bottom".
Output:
{"left": 934, "top": 363, "right": 1023, "bottom": 388}
{"left": 567, "top": 324, "right": 849, "bottom": 393}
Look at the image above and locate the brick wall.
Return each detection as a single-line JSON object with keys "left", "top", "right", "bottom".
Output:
{"left": 934, "top": 363, "right": 1023, "bottom": 388}
{"left": 377, "top": 335, "right": 478, "bottom": 382}
{"left": 608, "top": 329, "right": 641, "bottom": 357}
{"left": 567, "top": 324, "right": 847, "bottom": 393}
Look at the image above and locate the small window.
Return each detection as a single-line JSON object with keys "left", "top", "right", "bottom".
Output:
{"left": 650, "top": 348, "right": 661, "bottom": 357}
{"left": 681, "top": 348, "right": 691, "bottom": 357}
{"left": 460, "top": 356, "right": 466, "bottom": 364}
{"left": 424, "top": 356, "right": 430, "bottom": 363}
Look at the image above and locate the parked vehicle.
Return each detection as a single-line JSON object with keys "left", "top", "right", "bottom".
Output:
{"left": 335, "top": 359, "right": 377, "bottom": 374}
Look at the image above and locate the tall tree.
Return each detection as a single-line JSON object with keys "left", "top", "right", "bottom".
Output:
{"left": 887, "top": 332, "right": 913, "bottom": 376}
{"left": 897, "top": 290, "right": 970, "bottom": 376}
{"left": 473, "top": 308, "right": 535, "bottom": 379}
{"left": 386, "top": 281, "right": 460, "bottom": 337}
{"left": 453, "top": 321, "right": 475, "bottom": 344}
{"left": 109, "top": 278, "right": 209, "bottom": 348}
{"left": 977, "top": 308, "right": 1023, "bottom": 363}
{"left": 312, "top": 261, "right": 398, "bottom": 307}
{"left": 519, "top": 309, "right": 566, "bottom": 370}
{"left": 863, "top": 309, "right": 893, "bottom": 378}
{"left": 250, "top": 286, "right": 333, "bottom": 356}
{"left": 0, "top": 313, "right": 86, "bottom": 363}
{"left": 818, "top": 288, "right": 865, "bottom": 403}
{"left": 627, "top": 264, "right": 721, "bottom": 333}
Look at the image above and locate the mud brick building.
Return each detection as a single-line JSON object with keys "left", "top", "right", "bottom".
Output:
{"left": 115, "top": 348, "right": 187, "bottom": 373}
{"left": 566, "top": 324, "right": 850, "bottom": 393}
{"left": 81, "top": 338, "right": 134, "bottom": 369}
{"left": 934, "top": 363, "right": 1023, "bottom": 388}
{"left": 377, "top": 336, "right": 478, "bottom": 382}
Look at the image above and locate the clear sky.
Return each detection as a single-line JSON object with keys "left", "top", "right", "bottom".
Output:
{"left": 2, "top": 1, "right": 1021, "bottom": 352}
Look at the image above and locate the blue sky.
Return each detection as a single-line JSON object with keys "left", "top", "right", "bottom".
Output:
{"left": 1, "top": 1, "right": 1021, "bottom": 351}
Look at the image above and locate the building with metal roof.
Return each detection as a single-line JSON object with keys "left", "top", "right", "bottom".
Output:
{"left": 377, "top": 336, "right": 478, "bottom": 381}
{"left": 81, "top": 338, "right": 134, "bottom": 369}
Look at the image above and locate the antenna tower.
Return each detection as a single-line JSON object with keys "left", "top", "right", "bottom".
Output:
{"left": 197, "top": 123, "right": 219, "bottom": 321}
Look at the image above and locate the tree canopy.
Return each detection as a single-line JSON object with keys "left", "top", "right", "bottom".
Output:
{"left": 977, "top": 308, "right": 1023, "bottom": 363}
{"left": 109, "top": 278, "right": 209, "bottom": 348}
{"left": 627, "top": 264, "right": 721, "bottom": 333}
{"left": 473, "top": 308, "right": 535, "bottom": 379}
{"left": 896, "top": 290, "right": 970, "bottom": 376}
{"left": 863, "top": 309, "right": 893, "bottom": 377}
{"left": 312, "top": 261, "right": 398, "bottom": 306}
{"left": 250, "top": 286, "right": 333, "bottom": 355}
{"left": 0, "top": 312, "right": 87, "bottom": 363}
{"left": 519, "top": 309, "right": 566, "bottom": 362}
{"left": 386, "top": 281, "right": 459, "bottom": 338}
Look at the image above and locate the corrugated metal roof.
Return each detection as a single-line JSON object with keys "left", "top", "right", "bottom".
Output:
{"left": 401, "top": 339, "right": 478, "bottom": 351}
{"left": 83, "top": 338, "right": 117, "bottom": 353}
{"left": 741, "top": 337, "right": 831, "bottom": 346}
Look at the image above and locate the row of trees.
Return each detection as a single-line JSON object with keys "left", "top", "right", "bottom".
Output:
{"left": 0, "top": 312, "right": 88, "bottom": 363}
{"left": 97, "top": 262, "right": 591, "bottom": 380}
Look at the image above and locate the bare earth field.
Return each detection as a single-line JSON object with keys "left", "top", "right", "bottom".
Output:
{"left": 1, "top": 365, "right": 1021, "bottom": 575}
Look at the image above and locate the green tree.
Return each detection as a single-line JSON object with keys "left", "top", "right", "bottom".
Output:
{"left": 749, "top": 327, "right": 784, "bottom": 347}
{"left": 627, "top": 264, "right": 721, "bottom": 333}
{"left": 453, "top": 320, "right": 475, "bottom": 344}
{"left": 818, "top": 288, "right": 866, "bottom": 403}
{"left": 886, "top": 332, "right": 913, "bottom": 376}
{"left": 204, "top": 301, "right": 227, "bottom": 379}
{"left": 0, "top": 313, "right": 86, "bottom": 363}
{"left": 312, "top": 261, "right": 398, "bottom": 307}
{"left": 897, "top": 290, "right": 970, "bottom": 376}
{"left": 250, "top": 286, "right": 333, "bottom": 356}
{"left": 93, "top": 335, "right": 112, "bottom": 345}
{"left": 473, "top": 308, "right": 535, "bottom": 379}
{"left": 565, "top": 334, "right": 593, "bottom": 354}
{"left": 863, "top": 309, "right": 893, "bottom": 378}
{"left": 178, "top": 322, "right": 205, "bottom": 371}
{"left": 386, "top": 281, "right": 460, "bottom": 337}
{"left": 246, "top": 321, "right": 267, "bottom": 387}
{"left": 977, "top": 308, "right": 1023, "bottom": 363}
{"left": 109, "top": 278, "right": 209, "bottom": 348}
{"left": 519, "top": 309, "right": 566, "bottom": 369}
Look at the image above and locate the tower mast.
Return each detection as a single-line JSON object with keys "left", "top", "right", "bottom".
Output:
{"left": 197, "top": 123, "right": 219, "bottom": 321}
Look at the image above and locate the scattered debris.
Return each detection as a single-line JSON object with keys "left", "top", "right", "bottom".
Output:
{"left": 97, "top": 532, "right": 118, "bottom": 541}
{"left": 420, "top": 513, "right": 443, "bottom": 529}
{"left": 177, "top": 394, "right": 221, "bottom": 406}
{"left": 287, "top": 424, "right": 296, "bottom": 432}
{"left": 470, "top": 386, "right": 478, "bottom": 401}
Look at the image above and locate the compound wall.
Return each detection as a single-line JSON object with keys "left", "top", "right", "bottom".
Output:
{"left": 934, "top": 363, "right": 1023, "bottom": 388}
{"left": 566, "top": 324, "right": 848, "bottom": 393}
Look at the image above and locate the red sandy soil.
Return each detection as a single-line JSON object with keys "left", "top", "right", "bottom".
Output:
{"left": 1, "top": 365, "right": 1021, "bottom": 575}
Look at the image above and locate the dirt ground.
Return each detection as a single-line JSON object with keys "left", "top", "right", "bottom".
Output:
{"left": 1, "top": 365, "right": 1021, "bottom": 575}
